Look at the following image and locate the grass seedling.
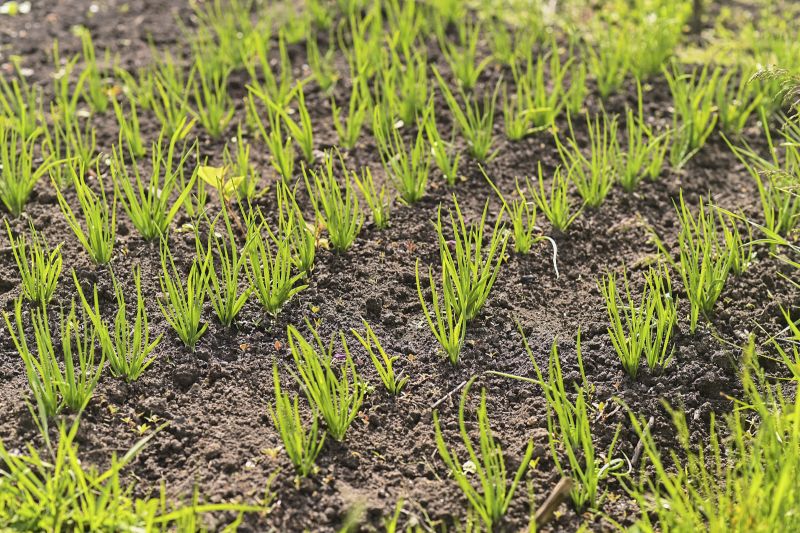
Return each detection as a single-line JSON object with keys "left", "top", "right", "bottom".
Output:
{"left": 509, "top": 44, "right": 573, "bottom": 135}
{"left": 379, "top": 45, "right": 428, "bottom": 125}
{"left": 0, "top": 58, "right": 42, "bottom": 137}
{"left": 4, "top": 299, "right": 103, "bottom": 416}
{"left": 598, "top": 265, "right": 676, "bottom": 378}
{"left": 437, "top": 196, "right": 508, "bottom": 321}
{"left": 332, "top": 74, "right": 371, "bottom": 150}
{"left": 0, "top": 126, "right": 54, "bottom": 217}
{"left": 56, "top": 303, "right": 104, "bottom": 412}
{"left": 307, "top": 33, "right": 339, "bottom": 93}
{"left": 279, "top": 85, "right": 316, "bottom": 162}
{"left": 245, "top": 29, "right": 294, "bottom": 109}
{"left": 373, "top": 107, "right": 431, "bottom": 203}
{"left": 54, "top": 164, "right": 116, "bottom": 265}
{"left": 587, "top": 36, "right": 629, "bottom": 99}
{"left": 483, "top": 169, "right": 539, "bottom": 254}
{"left": 4, "top": 299, "right": 58, "bottom": 417}
{"left": 438, "top": 19, "right": 491, "bottom": 91}
{"left": 303, "top": 152, "right": 364, "bottom": 251}
{"left": 651, "top": 193, "right": 731, "bottom": 333}
{"left": 566, "top": 61, "right": 588, "bottom": 115}
{"left": 433, "top": 378, "right": 534, "bottom": 531}
{"left": 530, "top": 163, "right": 582, "bottom": 233}
{"left": 339, "top": 6, "right": 384, "bottom": 80}
{"left": 665, "top": 64, "right": 720, "bottom": 167}
{"left": 76, "top": 27, "right": 110, "bottom": 113}
{"left": 190, "top": 60, "right": 234, "bottom": 139}
{"left": 277, "top": 182, "right": 317, "bottom": 275}
{"left": 621, "top": 82, "right": 672, "bottom": 191}
{"left": 521, "top": 332, "right": 624, "bottom": 510}
{"left": 423, "top": 102, "right": 461, "bottom": 186}
{"left": 149, "top": 65, "right": 193, "bottom": 139}
{"left": 112, "top": 96, "right": 145, "bottom": 158}
{"left": 158, "top": 240, "right": 209, "bottom": 350}
{"left": 352, "top": 319, "right": 408, "bottom": 395}
{"left": 269, "top": 365, "right": 326, "bottom": 477}
{"left": 244, "top": 207, "right": 308, "bottom": 315}
{"left": 253, "top": 83, "right": 315, "bottom": 162}
{"left": 287, "top": 322, "right": 366, "bottom": 441}
{"left": 556, "top": 111, "right": 620, "bottom": 208}
{"left": 435, "top": 69, "right": 500, "bottom": 162}
{"left": 724, "top": 122, "right": 800, "bottom": 238}
{"left": 715, "top": 67, "right": 763, "bottom": 136}
{"left": 718, "top": 209, "right": 753, "bottom": 275}
{"left": 196, "top": 209, "right": 252, "bottom": 326}
{"left": 222, "top": 124, "right": 260, "bottom": 200}
{"left": 354, "top": 167, "right": 391, "bottom": 229}
{"left": 416, "top": 260, "right": 466, "bottom": 365}
{"left": 74, "top": 267, "right": 161, "bottom": 382}
{"left": 6, "top": 221, "right": 62, "bottom": 305}
{"left": 380, "top": 45, "right": 428, "bottom": 124}
{"left": 247, "top": 92, "right": 295, "bottom": 180}
{"left": 627, "top": 338, "right": 800, "bottom": 532}
{"left": 111, "top": 117, "right": 197, "bottom": 240}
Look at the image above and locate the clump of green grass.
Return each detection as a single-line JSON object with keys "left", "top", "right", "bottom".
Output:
{"left": 423, "top": 101, "right": 461, "bottom": 186}
{"left": 0, "top": 125, "right": 54, "bottom": 217}
{"left": 74, "top": 267, "right": 162, "bottom": 382}
{"left": 189, "top": 60, "right": 234, "bottom": 139}
{"left": 437, "top": 18, "right": 490, "bottom": 91}
{"left": 620, "top": 82, "right": 671, "bottom": 191}
{"left": 111, "top": 118, "right": 197, "bottom": 240}
{"left": 433, "top": 377, "right": 535, "bottom": 531}
{"left": 627, "top": 337, "right": 800, "bottom": 532}
{"left": 244, "top": 206, "right": 308, "bottom": 316}
{"left": 196, "top": 208, "right": 252, "bottom": 326}
{"left": 724, "top": 118, "right": 800, "bottom": 239}
{"left": 436, "top": 196, "right": 508, "bottom": 322}
{"left": 4, "top": 299, "right": 104, "bottom": 417}
{"left": 158, "top": 240, "right": 209, "bottom": 350}
{"left": 523, "top": 331, "right": 624, "bottom": 510}
{"left": 352, "top": 319, "right": 408, "bottom": 395}
{"left": 269, "top": 365, "right": 326, "bottom": 477}
{"left": 287, "top": 323, "right": 366, "bottom": 442}
{"left": 556, "top": 111, "right": 620, "bottom": 208}
{"left": 530, "top": 163, "right": 583, "bottom": 233}
{"left": 332, "top": 74, "right": 371, "bottom": 150}
{"left": 598, "top": 265, "right": 677, "bottom": 377}
{"left": 247, "top": 91, "right": 296, "bottom": 180}
{"left": 651, "top": 193, "right": 732, "bottom": 333}
{"left": 665, "top": 64, "right": 720, "bottom": 167}
{"left": 303, "top": 152, "right": 364, "bottom": 252}
{"left": 373, "top": 107, "right": 430, "bottom": 204}
{"left": 354, "top": 167, "right": 391, "bottom": 229}
{"left": 416, "top": 259, "right": 466, "bottom": 365}
{"left": 6, "top": 221, "right": 62, "bottom": 305}
{"left": 54, "top": 165, "right": 117, "bottom": 265}
{"left": 434, "top": 68, "right": 500, "bottom": 162}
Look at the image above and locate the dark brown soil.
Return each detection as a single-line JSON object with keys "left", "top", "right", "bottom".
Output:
{"left": 0, "top": 1, "right": 796, "bottom": 531}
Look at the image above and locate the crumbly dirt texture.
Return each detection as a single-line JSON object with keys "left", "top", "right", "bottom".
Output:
{"left": 0, "top": 1, "right": 796, "bottom": 532}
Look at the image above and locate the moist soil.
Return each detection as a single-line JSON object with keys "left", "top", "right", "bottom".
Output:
{"left": 0, "top": 1, "right": 796, "bottom": 531}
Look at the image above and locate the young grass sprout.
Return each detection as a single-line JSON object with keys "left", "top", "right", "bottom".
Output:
{"left": 352, "top": 319, "right": 408, "bottom": 395}
{"left": 54, "top": 164, "right": 117, "bottom": 265}
{"left": 6, "top": 222, "right": 62, "bottom": 305}
{"left": 74, "top": 267, "right": 161, "bottom": 382}
{"left": 433, "top": 377, "right": 534, "bottom": 531}
{"left": 287, "top": 323, "right": 366, "bottom": 442}
{"left": 303, "top": 152, "right": 364, "bottom": 251}
{"left": 269, "top": 365, "right": 326, "bottom": 477}
{"left": 158, "top": 240, "right": 209, "bottom": 350}
{"left": 598, "top": 266, "right": 676, "bottom": 377}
